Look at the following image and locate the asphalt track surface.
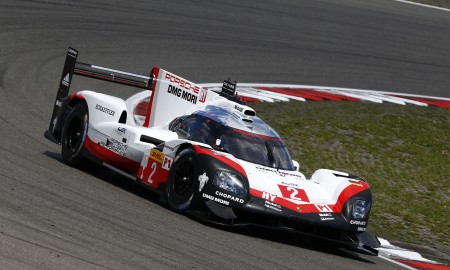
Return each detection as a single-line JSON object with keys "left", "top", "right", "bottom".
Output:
{"left": 1, "top": 0, "right": 449, "bottom": 269}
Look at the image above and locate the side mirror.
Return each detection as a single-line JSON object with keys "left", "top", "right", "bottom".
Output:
{"left": 292, "top": 160, "right": 300, "bottom": 171}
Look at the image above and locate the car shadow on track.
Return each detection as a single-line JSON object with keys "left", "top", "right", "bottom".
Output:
{"left": 44, "top": 150, "right": 378, "bottom": 265}
{"left": 43, "top": 151, "right": 162, "bottom": 203}
{"left": 208, "top": 223, "right": 377, "bottom": 264}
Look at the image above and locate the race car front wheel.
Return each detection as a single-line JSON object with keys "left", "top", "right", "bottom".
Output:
{"left": 166, "top": 148, "right": 200, "bottom": 213}
{"left": 61, "top": 101, "right": 89, "bottom": 166}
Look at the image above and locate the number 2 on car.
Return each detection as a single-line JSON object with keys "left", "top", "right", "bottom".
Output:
{"left": 278, "top": 184, "right": 310, "bottom": 202}
{"left": 138, "top": 149, "right": 171, "bottom": 187}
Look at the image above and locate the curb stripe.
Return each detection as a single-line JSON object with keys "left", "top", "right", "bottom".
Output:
{"left": 202, "top": 83, "right": 450, "bottom": 109}
{"left": 379, "top": 255, "right": 418, "bottom": 270}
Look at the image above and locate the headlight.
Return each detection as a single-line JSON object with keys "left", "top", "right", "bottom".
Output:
{"left": 212, "top": 171, "right": 246, "bottom": 195}
{"left": 352, "top": 199, "right": 369, "bottom": 219}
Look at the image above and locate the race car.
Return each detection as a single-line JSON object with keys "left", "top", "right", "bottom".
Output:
{"left": 45, "top": 48, "right": 380, "bottom": 256}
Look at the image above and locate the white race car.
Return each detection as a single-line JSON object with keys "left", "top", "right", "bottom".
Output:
{"left": 45, "top": 48, "right": 379, "bottom": 255}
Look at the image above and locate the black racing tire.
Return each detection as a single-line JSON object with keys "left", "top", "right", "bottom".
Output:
{"left": 61, "top": 101, "right": 89, "bottom": 166}
{"left": 166, "top": 148, "right": 200, "bottom": 213}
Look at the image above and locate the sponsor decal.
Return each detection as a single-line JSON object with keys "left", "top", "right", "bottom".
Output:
{"left": 164, "top": 73, "right": 200, "bottom": 94}
{"left": 278, "top": 185, "right": 309, "bottom": 202}
{"left": 315, "top": 204, "right": 333, "bottom": 212}
{"left": 162, "top": 156, "right": 173, "bottom": 170}
{"left": 265, "top": 200, "right": 282, "bottom": 212}
{"left": 198, "top": 172, "right": 209, "bottom": 192}
{"left": 255, "top": 166, "right": 275, "bottom": 173}
{"left": 319, "top": 212, "right": 334, "bottom": 221}
{"left": 149, "top": 149, "right": 164, "bottom": 163}
{"left": 101, "top": 138, "right": 127, "bottom": 156}
{"left": 357, "top": 227, "right": 367, "bottom": 232}
{"left": 167, "top": 84, "right": 198, "bottom": 104}
{"left": 281, "top": 181, "right": 301, "bottom": 187}
{"left": 262, "top": 192, "right": 277, "bottom": 202}
{"left": 116, "top": 127, "right": 126, "bottom": 135}
{"left": 164, "top": 144, "right": 176, "bottom": 152}
{"left": 255, "top": 166, "right": 302, "bottom": 178}
{"left": 62, "top": 73, "right": 70, "bottom": 87}
{"left": 55, "top": 100, "right": 63, "bottom": 107}
{"left": 95, "top": 104, "right": 115, "bottom": 116}
{"left": 234, "top": 104, "right": 244, "bottom": 112}
{"left": 68, "top": 48, "right": 78, "bottom": 57}
{"left": 199, "top": 87, "right": 208, "bottom": 103}
{"left": 222, "top": 79, "right": 236, "bottom": 96}
{"left": 202, "top": 193, "right": 229, "bottom": 206}
{"left": 350, "top": 220, "right": 367, "bottom": 226}
{"left": 215, "top": 191, "right": 244, "bottom": 204}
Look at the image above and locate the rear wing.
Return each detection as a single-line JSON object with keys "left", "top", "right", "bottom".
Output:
{"left": 44, "top": 47, "right": 219, "bottom": 144}
{"left": 45, "top": 47, "right": 155, "bottom": 144}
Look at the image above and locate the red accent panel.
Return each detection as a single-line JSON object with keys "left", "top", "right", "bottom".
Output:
{"left": 138, "top": 158, "right": 169, "bottom": 188}
{"left": 144, "top": 67, "right": 160, "bottom": 127}
{"left": 232, "top": 128, "right": 282, "bottom": 141}
{"left": 278, "top": 185, "right": 310, "bottom": 202}
{"left": 193, "top": 145, "right": 247, "bottom": 178}
{"left": 395, "top": 260, "right": 450, "bottom": 270}
{"left": 332, "top": 181, "right": 370, "bottom": 211}
{"left": 84, "top": 136, "right": 140, "bottom": 173}
{"left": 250, "top": 181, "right": 369, "bottom": 213}
{"left": 69, "top": 93, "right": 85, "bottom": 101}
{"left": 389, "top": 95, "right": 450, "bottom": 109}
{"left": 134, "top": 101, "right": 149, "bottom": 116}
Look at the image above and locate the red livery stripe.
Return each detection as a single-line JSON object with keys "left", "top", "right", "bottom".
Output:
{"left": 193, "top": 145, "right": 247, "bottom": 178}
{"left": 84, "top": 136, "right": 140, "bottom": 173}
{"left": 144, "top": 67, "right": 160, "bottom": 127}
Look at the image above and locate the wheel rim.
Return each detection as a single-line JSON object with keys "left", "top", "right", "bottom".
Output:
{"left": 172, "top": 160, "right": 195, "bottom": 198}
{"left": 66, "top": 118, "right": 82, "bottom": 152}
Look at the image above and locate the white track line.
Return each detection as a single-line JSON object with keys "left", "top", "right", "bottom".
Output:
{"left": 391, "top": 0, "right": 450, "bottom": 12}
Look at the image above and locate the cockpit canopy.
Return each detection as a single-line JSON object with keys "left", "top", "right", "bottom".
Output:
{"left": 170, "top": 105, "right": 295, "bottom": 170}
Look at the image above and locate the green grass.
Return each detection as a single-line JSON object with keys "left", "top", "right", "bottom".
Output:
{"left": 251, "top": 101, "right": 450, "bottom": 258}
{"left": 410, "top": 0, "right": 450, "bottom": 8}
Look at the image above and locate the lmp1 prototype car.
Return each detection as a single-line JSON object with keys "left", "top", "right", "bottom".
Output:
{"left": 45, "top": 48, "right": 380, "bottom": 255}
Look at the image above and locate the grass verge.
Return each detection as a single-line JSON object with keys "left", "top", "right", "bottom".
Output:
{"left": 250, "top": 101, "right": 450, "bottom": 261}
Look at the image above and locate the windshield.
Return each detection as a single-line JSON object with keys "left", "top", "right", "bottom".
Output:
{"left": 218, "top": 127, "right": 294, "bottom": 170}
{"left": 173, "top": 114, "right": 294, "bottom": 170}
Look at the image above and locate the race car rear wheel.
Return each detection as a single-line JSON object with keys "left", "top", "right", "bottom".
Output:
{"left": 61, "top": 101, "right": 89, "bottom": 166}
{"left": 166, "top": 148, "right": 200, "bottom": 213}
